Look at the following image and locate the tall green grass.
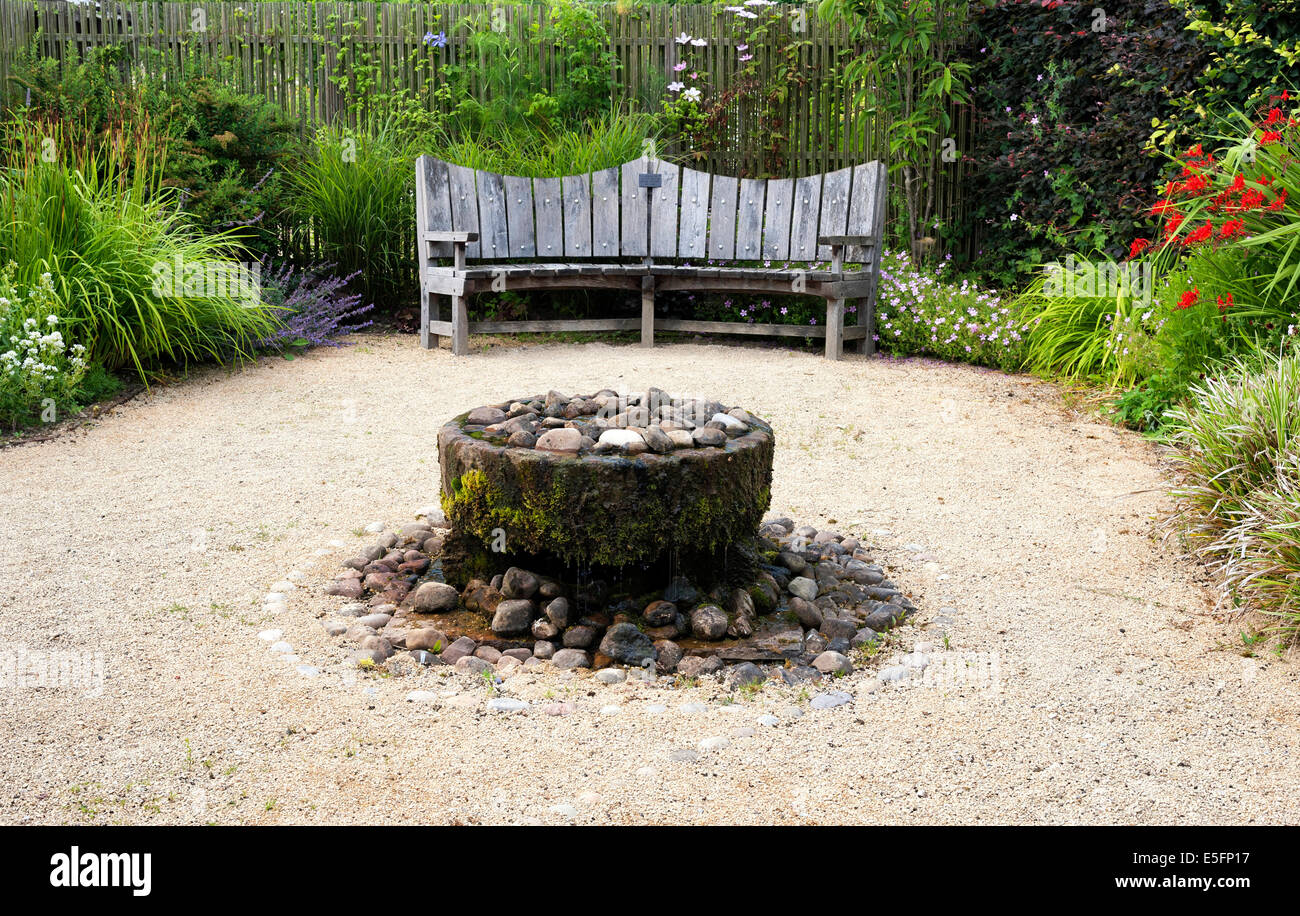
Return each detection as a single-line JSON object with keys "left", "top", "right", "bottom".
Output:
{"left": 430, "top": 110, "right": 660, "bottom": 177}
{"left": 0, "top": 120, "right": 276, "bottom": 376}
{"left": 1015, "top": 252, "right": 1156, "bottom": 388}
{"left": 286, "top": 116, "right": 418, "bottom": 302}
{"left": 1166, "top": 350, "right": 1300, "bottom": 638}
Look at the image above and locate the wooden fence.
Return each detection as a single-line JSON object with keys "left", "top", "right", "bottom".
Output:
{"left": 0, "top": 0, "right": 974, "bottom": 251}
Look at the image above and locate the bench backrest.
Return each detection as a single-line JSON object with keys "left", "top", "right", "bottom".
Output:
{"left": 416, "top": 155, "right": 886, "bottom": 265}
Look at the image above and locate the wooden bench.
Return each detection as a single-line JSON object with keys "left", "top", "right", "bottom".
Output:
{"left": 415, "top": 155, "right": 887, "bottom": 360}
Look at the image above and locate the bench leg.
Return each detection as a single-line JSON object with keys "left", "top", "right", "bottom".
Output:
{"left": 824, "top": 297, "right": 844, "bottom": 360}
{"left": 640, "top": 276, "right": 655, "bottom": 348}
{"left": 451, "top": 295, "right": 469, "bottom": 356}
{"left": 854, "top": 295, "right": 875, "bottom": 355}
{"left": 421, "top": 286, "right": 441, "bottom": 350}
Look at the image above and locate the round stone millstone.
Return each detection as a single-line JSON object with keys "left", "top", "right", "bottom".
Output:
{"left": 438, "top": 391, "right": 774, "bottom": 568}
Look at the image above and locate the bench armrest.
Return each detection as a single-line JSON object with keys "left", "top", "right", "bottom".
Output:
{"left": 817, "top": 234, "right": 876, "bottom": 247}
{"left": 424, "top": 231, "right": 480, "bottom": 243}
{"left": 819, "top": 234, "right": 876, "bottom": 274}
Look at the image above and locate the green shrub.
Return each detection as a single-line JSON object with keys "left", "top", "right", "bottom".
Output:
{"left": 0, "top": 267, "right": 90, "bottom": 430}
{"left": 286, "top": 117, "right": 418, "bottom": 304}
{"left": 1015, "top": 252, "right": 1162, "bottom": 386}
{"left": 1166, "top": 349, "right": 1300, "bottom": 638}
{"left": 0, "top": 123, "right": 278, "bottom": 376}
{"left": 11, "top": 49, "right": 301, "bottom": 259}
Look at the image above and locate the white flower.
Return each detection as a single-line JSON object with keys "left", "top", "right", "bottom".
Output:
{"left": 674, "top": 32, "right": 691, "bottom": 44}
{"left": 667, "top": 81, "right": 685, "bottom": 92}
{"left": 690, "top": 37, "right": 707, "bottom": 46}
{"left": 682, "top": 87, "right": 702, "bottom": 102}
{"left": 46, "top": 315, "right": 58, "bottom": 325}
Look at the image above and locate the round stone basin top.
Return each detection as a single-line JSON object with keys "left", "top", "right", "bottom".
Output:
{"left": 436, "top": 388, "right": 775, "bottom": 568}
{"left": 446, "top": 386, "right": 773, "bottom": 459}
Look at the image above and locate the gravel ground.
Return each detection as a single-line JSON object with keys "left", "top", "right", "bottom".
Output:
{"left": 2, "top": 332, "right": 1297, "bottom": 825}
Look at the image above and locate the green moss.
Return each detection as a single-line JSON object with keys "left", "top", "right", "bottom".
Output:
{"left": 441, "top": 442, "right": 772, "bottom": 569}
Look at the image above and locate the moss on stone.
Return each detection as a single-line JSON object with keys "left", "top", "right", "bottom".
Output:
{"left": 439, "top": 421, "right": 774, "bottom": 569}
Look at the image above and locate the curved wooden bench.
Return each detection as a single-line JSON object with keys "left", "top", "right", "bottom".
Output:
{"left": 415, "top": 155, "right": 886, "bottom": 359}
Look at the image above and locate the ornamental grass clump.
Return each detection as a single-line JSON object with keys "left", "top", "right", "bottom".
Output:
{"left": 1165, "top": 350, "right": 1300, "bottom": 638}
{"left": 0, "top": 120, "right": 277, "bottom": 376}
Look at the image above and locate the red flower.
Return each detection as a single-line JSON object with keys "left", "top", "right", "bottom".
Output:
{"left": 1216, "top": 293, "right": 1235, "bottom": 311}
{"left": 1183, "top": 220, "right": 1214, "bottom": 246}
{"left": 1268, "top": 189, "right": 1289, "bottom": 212}
{"left": 1186, "top": 144, "right": 1204, "bottom": 158}
{"left": 1219, "top": 219, "right": 1245, "bottom": 239}
{"left": 1261, "top": 130, "right": 1283, "bottom": 145}
{"left": 1176, "top": 288, "right": 1199, "bottom": 310}
{"left": 1239, "top": 188, "right": 1266, "bottom": 211}
{"left": 1128, "top": 238, "right": 1150, "bottom": 260}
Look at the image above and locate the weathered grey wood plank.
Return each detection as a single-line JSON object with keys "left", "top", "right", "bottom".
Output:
{"left": 678, "top": 168, "right": 710, "bottom": 259}
{"left": 816, "top": 166, "right": 852, "bottom": 262}
{"left": 789, "top": 173, "right": 822, "bottom": 262}
{"left": 469, "top": 318, "right": 641, "bottom": 333}
{"left": 649, "top": 162, "right": 681, "bottom": 259}
{"left": 761, "top": 177, "right": 794, "bottom": 261}
{"left": 707, "top": 174, "right": 738, "bottom": 260}
{"left": 846, "top": 161, "right": 887, "bottom": 263}
{"left": 563, "top": 174, "right": 593, "bottom": 257}
{"left": 417, "top": 156, "right": 454, "bottom": 258}
{"left": 656, "top": 319, "right": 827, "bottom": 338}
{"left": 447, "top": 163, "right": 481, "bottom": 259}
{"left": 591, "top": 167, "right": 620, "bottom": 259}
{"left": 503, "top": 174, "right": 536, "bottom": 258}
{"left": 533, "top": 177, "right": 564, "bottom": 259}
{"left": 475, "top": 171, "right": 509, "bottom": 258}
{"left": 735, "top": 178, "right": 767, "bottom": 259}
{"left": 825, "top": 297, "right": 844, "bottom": 359}
{"left": 620, "top": 156, "right": 650, "bottom": 257}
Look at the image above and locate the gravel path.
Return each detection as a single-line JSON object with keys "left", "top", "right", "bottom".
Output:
{"left": 3, "top": 333, "right": 1297, "bottom": 825}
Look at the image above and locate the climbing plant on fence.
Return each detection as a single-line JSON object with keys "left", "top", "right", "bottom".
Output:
{"left": 0, "top": 0, "right": 969, "bottom": 181}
